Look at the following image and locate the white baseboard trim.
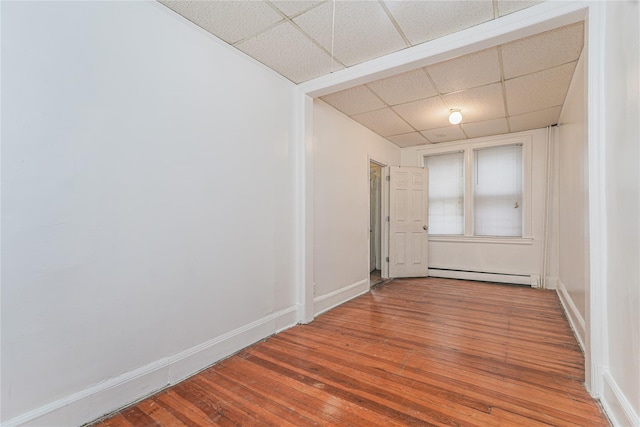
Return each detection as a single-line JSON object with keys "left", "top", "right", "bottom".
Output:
{"left": 428, "top": 268, "right": 535, "bottom": 286}
{"left": 602, "top": 371, "right": 640, "bottom": 427}
{"left": 555, "top": 278, "right": 586, "bottom": 353}
{"left": 4, "top": 306, "right": 298, "bottom": 427}
{"left": 314, "top": 279, "right": 369, "bottom": 316}
{"left": 544, "top": 276, "right": 558, "bottom": 290}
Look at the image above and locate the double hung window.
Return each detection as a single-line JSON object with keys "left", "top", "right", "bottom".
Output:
{"left": 424, "top": 142, "right": 525, "bottom": 238}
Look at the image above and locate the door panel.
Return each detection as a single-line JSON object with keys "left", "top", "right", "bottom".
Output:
{"left": 389, "top": 166, "right": 429, "bottom": 278}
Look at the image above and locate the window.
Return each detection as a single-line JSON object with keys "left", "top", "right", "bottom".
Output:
{"left": 424, "top": 152, "right": 464, "bottom": 235}
{"left": 474, "top": 144, "right": 523, "bottom": 237}
{"left": 423, "top": 141, "right": 526, "bottom": 239}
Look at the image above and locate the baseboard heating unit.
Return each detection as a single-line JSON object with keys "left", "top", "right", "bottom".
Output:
{"left": 428, "top": 268, "right": 541, "bottom": 288}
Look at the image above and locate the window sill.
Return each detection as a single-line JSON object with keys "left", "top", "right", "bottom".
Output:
{"left": 429, "top": 236, "right": 534, "bottom": 245}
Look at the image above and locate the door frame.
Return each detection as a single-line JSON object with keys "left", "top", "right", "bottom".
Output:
{"left": 295, "top": 1, "right": 605, "bottom": 399}
{"left": 368, "top": 156, "right": 389, "bottom": 281}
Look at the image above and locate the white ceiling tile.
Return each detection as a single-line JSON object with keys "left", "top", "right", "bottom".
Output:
{"left": 320, "top": 85, "right": 386, "bottom": 116}
{"left": 351, "top": 108, "right": 414, "bottom": 137}
{"left": 427, "top": 48, "right": 501, "bottom": 94}
{"left": 269, "top": 1, "right": 323, "bottom": 17}
{"left": 509, "top": 106, "right": 562, "bottom": 132}
{"left": 442, "top": 83, "right": 505, "bottom": 123}
{"left": 421, "top": 126, "right": 465, "bottom": 143}
{"left": 236, "top": 22, "right": 339, "bottom": 84}
{"left": 159, "top": 1, "right": 283, "bottom": 44}
{"left": 462, "top": 118, "right": 509, "bottom": 139}
{"left": 367, "top": 69, "right": 437, "bottom": 106}
{"left": 386, "top": 132, "right": 430, "bottom": 148}
{"left": 383, "top": 1, "right": 494, "bottom": 46}
{"left": 162, "top": 1, "right": 584, "bottom": 142}
{"left": 294, "top": 1, "right": 407, "bottom": 67}
{"left": 497, "top": 1, "right": 545, "bottom": 17}
{"left": 392, "top": 96, "right": 449, "bottom": 131}
{"left": 505, "top": 62, "right": 576, "bottom": 116}
{"left": 502, "top": 22, "right": 584, "bottom": 79}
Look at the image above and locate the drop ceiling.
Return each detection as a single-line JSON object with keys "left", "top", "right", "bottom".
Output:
{"left": 159, "top": 1, "right": 584, "bottom": 147}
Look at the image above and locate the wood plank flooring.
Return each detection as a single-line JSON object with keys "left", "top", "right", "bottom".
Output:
{"left": 90, "top": 277, "right": 610, "bottom": 426}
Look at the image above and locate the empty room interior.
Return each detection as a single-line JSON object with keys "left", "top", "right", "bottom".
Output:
{"left": 1, "top": 1, "right": 639, "bottom": 426}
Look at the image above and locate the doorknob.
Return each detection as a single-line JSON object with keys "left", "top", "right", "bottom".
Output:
{"left": 423, "top": 225, "right": 428, "bottom": 231}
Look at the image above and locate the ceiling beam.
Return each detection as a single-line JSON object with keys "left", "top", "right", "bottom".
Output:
{"left": 298, "top": 1, "right": 588, "bottom": 98}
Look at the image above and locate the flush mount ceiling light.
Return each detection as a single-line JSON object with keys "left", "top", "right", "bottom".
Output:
{"left": 448, "top": 109, "right": 463, "bottom": 125}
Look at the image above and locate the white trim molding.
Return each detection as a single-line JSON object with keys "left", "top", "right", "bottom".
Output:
{"left": 556, "top": 279, "right": 586, "bottom": 354}
{"left": 585, "top": 0, "right": 608, "bottom": 398}
{"left": 368, "top": 155, "right": 391, "bottom": 279}
{"left": 2, "top": 307, "right": 298, "bottom": 427}
{"left": 602, "top": 371, "right": 640, "bottom": 427}
{"left": 544, "top": 276, "right": 558, "bottom": 290}
{"left": 314, "top": 279, "right": 369, "bottom": 317}
{"left": 295, "top": 90, "right": 315, "bottom": 324}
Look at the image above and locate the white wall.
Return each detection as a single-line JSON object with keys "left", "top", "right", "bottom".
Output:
{"left": 313, "top": 100, "right": 400, "bottom": 314}
{"left": 552, "top": 3, "right": 640, "bottom": 423}
{"left": 601, "top": 1, "right": 640, "bottom": 424}
{"left": 1, "top": 2, "right": 297, "bottom": 425}
{"left": 553, "top": 52, "right": 589, "bottom": 347}
{"left": 401, "top": 129, "right": 549, "bottom": 284}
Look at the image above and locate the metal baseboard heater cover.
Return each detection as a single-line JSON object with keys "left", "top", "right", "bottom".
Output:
{"left": 428, "top": 268, "right": 541, "bottom": 288}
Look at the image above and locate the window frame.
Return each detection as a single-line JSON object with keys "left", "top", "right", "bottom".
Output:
{"left": 419, "top": 134, "right": 533, "bottom": 244}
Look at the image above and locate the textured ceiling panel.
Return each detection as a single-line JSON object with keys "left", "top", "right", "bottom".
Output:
{"left": 383, "top": 0, "right": 494, "bottom": 46}
{"left": 386, "top": 132, "right": 430, "bottom": 148}
{"left": 270, "top": 0, "right": 323, "bottom": 18}
{"left": 509, "top": 106, "right": 562, "bottom": 132}
{"left": 160, "top": 1, "right": 283, "bottom": 44}
{"left": 294, "top": 1, "right": 406, "bottom": 67}
{"left": 320, "top": 85, "right": 386, "bottom": 116}
{"left": 392, "top": 96, "right": 449, "bottom": 131}
{"left": 421, "top": 125, "right": 466, "bottom": 143}
{"left": 236, "top": 22, "right": 339, "bottom": 84}
{"left": 366, "top": 69, "right": 438, "bottom": 106}
{"left": 159, "top": 1, "right": 586, "bottom": 148}
{"left": 351, "top": 108, "right": 414, "bottom": 137}
{"left": 496, "top": 0, "right": 545, "bottom": 17}
{"left": 502, "top": 22, "right": 584, "bottom": 79}
{"left": 462, "top": 118, "right": 509, "bottom": 139}
{"left": 442, "top": 83, "right": 505, "bottom": 123}
{"left": 427, "top": 48, "right": 501, "bottom": 94}
{"left": 505, "top": 62, "right": 576, "bottom": 116}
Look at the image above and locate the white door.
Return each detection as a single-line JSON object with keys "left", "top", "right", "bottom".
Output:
{"left": 388, "top": 166, "right": 429, "bottom": 278}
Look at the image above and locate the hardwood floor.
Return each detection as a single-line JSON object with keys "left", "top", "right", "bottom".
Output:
{"left": 90, "top": 278, "right": 609, "bottom": 426}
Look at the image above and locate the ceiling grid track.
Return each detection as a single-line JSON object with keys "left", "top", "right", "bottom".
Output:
{"left": 497, "top": 46, "right": 513, "bottom": 134}
{"left": 159, "top": 0, "right": 585, "bottom": 147}
{"left": 378, "top": 0, "right": 413, "bottom": 48}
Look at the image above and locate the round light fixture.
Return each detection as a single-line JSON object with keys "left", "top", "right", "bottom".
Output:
{"left": 448, "top": 109, "right": 462, "bottom": 125}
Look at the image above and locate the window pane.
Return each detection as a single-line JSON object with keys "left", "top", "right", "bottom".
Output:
{"left": 474, "top": 145, "right": 523, "bottom": 237}
{"left": 424, "top": 152, "right": 464, "bottom": 235}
